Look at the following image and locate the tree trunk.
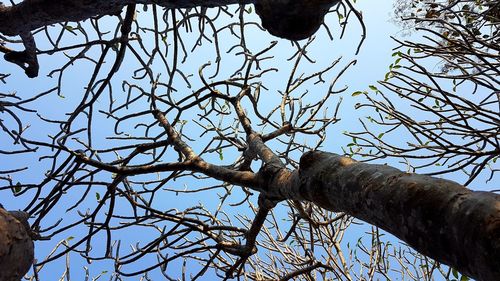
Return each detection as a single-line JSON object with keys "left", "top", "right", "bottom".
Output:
{"left": 0, "top": 208, "right": 34, "bottom": 281}
{"left": 270, "top": 151, "right": 499, "bottom": 281}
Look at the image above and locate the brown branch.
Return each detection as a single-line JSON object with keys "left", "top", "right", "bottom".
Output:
{"left": 224, "top": 194, "right": 278, "bottom": 278}
{"left": 292, "top": 151, "right": 500, "bottom": 281}
{"left": 279, "top": 261, "right": 333, "bottom": 281}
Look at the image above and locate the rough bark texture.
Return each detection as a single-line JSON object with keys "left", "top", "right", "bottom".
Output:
{"left": 0, "top": 0, "right": 340, "bottom": 39}
{"left": 277, "top": 151, "right": 499, "bottom": 281}
{"left": 0, "top": 0, "right": 338, "bottom": 77}
{"left": 0, "top": 208, "right": 34, "bottom": 281}
{"left": 254, "top": 0, "right": 339, "bottom": 40}
{"left": 0, "top": 0, "right": 255, "bottom": 37}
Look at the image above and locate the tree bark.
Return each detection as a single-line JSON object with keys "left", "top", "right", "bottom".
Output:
{"left": 0, "top": 0, "right": 339, "bottom": 38}
{"left": 0, "top": 0, "right": 255, "bottom": 37}
{"left": 0, "top": 208, "right": 34, "bottom": 281}
{"left": 0, "top": 0, "right": 339, "bottom": 77}
{"left": 268, "top": 151, "right": 499, "bottom": 281}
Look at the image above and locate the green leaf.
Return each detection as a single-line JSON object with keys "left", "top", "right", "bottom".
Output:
{"left": 391, "top": 51, "right": 401, "bottom": 57}
{"left": 12, "top": 182, "right": 22, "bottom": 194}
{"left": 218, "top": 148, "right": 224, "bottom": 160}
{"left": 64, "top": 25, "right": 77, "bottom": 35}
{"left": 351, "top": 91, "right": 363, "bottom": 97}
{"left": 460, "top": 275, "right": 470, "bottom": 281}
{"left": 369, "top": 85, "right": 378, "bottom": 91}
{"left": 67, "top": 236, "right": 74, "bottom": 241}
{"left": 96, "top": 192, "right": 101, "bottom": 201}
{"left": 384, "top": 72, "right": 391, "bottom": 81}
{"left": 452, "top": 268, "right": 459, "bottom": 278}
{"left": 377, "top": 133, "right": 385, "bottom": 139}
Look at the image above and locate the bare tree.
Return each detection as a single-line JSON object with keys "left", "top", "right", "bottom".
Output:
{"left": 0, "top": 0, "right": 498, "bottom": 281}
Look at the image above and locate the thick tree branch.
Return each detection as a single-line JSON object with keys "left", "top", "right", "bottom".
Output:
{"left": 2, "top": 32, "right": 38, "bottom": 77}
{"left": 73, "top": 145, "right": 500, "bottom": 281}
{"left": 152, "top": 109, "right": 263, "bottom": 189}
{"left": 287, "top": 151, "right": 500, "bottom": 281}
{"left": 0, "top": 0, "right": 255, "bottom": 37}
{"left": 0, "top": 0, "right": 345, "bottom": 77}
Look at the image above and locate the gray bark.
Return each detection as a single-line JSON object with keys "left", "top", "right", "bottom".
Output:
{"left": 267, "top": 151, "right": 499, "bottom": 281}
{"left": 0, "top": 0, "right": 254, "bottom": 37}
